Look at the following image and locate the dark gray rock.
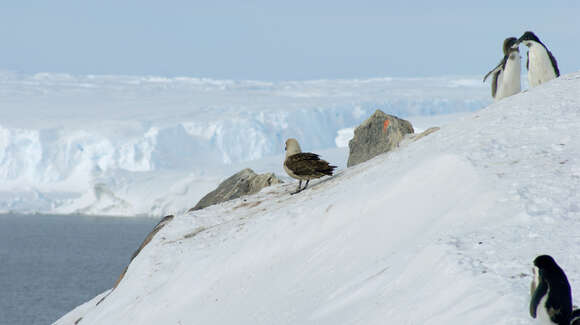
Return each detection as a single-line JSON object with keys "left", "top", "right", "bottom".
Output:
{"left": 347, "top": 110, "right": 414, "bottom": 167}
{"left": 190, "top": 168, "right": 282, "bottom": 211}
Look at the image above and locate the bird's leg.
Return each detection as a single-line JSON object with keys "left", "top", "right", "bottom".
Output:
{"left": 303, "top": 180, "right": 310, "bottom": 190}
{"left": 291, "top": 180, "right": 302, "bottom": 195}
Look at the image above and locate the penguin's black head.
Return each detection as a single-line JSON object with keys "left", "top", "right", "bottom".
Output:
{"left": 533, "top": 254, "right": 557, "bottom": 270}
{"left": 517, "top": 31, "right": 541, "bottom": 47}
{"left": 502, "top": 37, "right": 518, "bottom": 55}
{"left": 533, "top": 255, "right": 568, "bottom": 280}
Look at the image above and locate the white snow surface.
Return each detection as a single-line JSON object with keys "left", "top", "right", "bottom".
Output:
{"left": 55, "top": 72, "right": 580, "bottom": 324}
{"left": 0, "top": 72, "right": 488, "bottom": 216}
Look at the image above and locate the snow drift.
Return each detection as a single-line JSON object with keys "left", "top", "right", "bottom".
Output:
{"left": 0, "top": 72, "right": 488, "bottom": 216}
{"left": 55, "top": 72, "right": 580, "bottom": 324}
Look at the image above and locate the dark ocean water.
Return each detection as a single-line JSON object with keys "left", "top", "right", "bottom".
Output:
{"left": 0, "top": 214, "right": 160, "bottom": 325}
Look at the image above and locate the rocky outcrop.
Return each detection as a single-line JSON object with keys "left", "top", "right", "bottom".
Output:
{"left": 407, "top": 127, "right": 440, "bottom": 143}
{"left": 190, "top": 168, "right": 282, "bottom": 211}
{"left": 97, "top": 214, "right": 175, "bottom": 306}
{"left": 113, "top": 214, "right": 175, "bottom": 288}
{"left": 347, "top": 110, "right": 414, "bottom": 167}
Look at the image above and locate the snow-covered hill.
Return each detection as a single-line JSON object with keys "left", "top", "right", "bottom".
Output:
{"left": 0, "top": 72, "right": 488, "bottom": 216}
{"left": 55, "top": 72, "right": 580, "bottom": 324}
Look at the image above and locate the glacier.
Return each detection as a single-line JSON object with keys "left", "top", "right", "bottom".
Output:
{"left": 0, "top": 72, "right": 489, "bottom": 216}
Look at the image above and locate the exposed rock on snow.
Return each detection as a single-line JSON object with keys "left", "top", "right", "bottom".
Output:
{"left": 190, "top": 168, "right": 282, "bottom": 211}
{"left": 113, "top": 215, "right": 174, "bottom": 288}
{"left": 347, "top": 110, "right": 414, "bottom": 167}
{"left": 95, "top": 215, "right": 175, "bottom": 307}
{"left": 408, "top": 126, "right": 441, "bottom": 142}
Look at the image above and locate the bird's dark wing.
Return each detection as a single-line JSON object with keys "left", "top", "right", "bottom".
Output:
{"left": 544, "top": 273, "right": 572, "bottom": 325}
{"left": 483, "top": 61, "right": 502, "bottom": 83}
{"left": 491, "top": 70, "right": 501, "bottom": 98}
{"left": 286, "top": 153, "right": 320, "bottom": 164}
{"left": 530, "top": 277, "right": 548, "bottom": 318}
{"left": 285, "top": 153, "right": 336, "bottom": 177}
{"left": 484, "top": 56, "right": 508, "bottom": 99}
{"left": 547, "top": 49, "right": 560, "bottom": 77}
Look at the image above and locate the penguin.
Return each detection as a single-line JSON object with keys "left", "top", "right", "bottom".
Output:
{"left": 284, "top": 138, "right": 336, "bottom": 194}
{"left": 483, "top": 37, "right": 521, "bottom": 101}
{"left": 530, "top": 255, "right": 572, "bottom": 325}
{"left": 516, "top": 31, "right": 560, "bottom": 88}
{"left": 571, "top": 308, "right": 580, "bottom": 325}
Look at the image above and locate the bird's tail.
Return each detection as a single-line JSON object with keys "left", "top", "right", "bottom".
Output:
{"left": 321, "top": 165, "right": 337, "bottom": 176}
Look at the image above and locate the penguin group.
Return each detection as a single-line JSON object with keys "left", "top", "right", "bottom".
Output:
{"left": 282, "top": 30, "right": 562, "bottom": 194}
{"left": 484, "top": 31, "right": 560, "bottom": 101}
{"left": 529, "top": 255, "right": 579, "bottom": 325}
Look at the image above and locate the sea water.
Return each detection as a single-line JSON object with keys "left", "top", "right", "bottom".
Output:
{"left": 0, "top": 214, "right": 160, "bottom": 325}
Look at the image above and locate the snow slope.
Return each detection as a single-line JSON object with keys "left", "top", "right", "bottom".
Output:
{"left": 55, "top": 72, "right": 580, "bottom": 324}
{"left": 0, "top": 72, "right": 488, "bottom": 216}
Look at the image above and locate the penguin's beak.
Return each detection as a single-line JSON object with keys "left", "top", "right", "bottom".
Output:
{"left": 515, "top": 35, "right": 532, "bottom": 47}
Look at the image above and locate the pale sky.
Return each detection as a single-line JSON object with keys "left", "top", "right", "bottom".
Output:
{"left": 1, "top": 0, "right": 578, "bottom": 80}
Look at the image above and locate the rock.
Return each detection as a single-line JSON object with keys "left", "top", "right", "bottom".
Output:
{"left": 408, "top": 127, "right": 440, "bottom": 142}
{"left": 347, "top": 110, "right": 414, "bottom": 167}
{"left": 190, "top": 168, "right": 282, "bottom": 211}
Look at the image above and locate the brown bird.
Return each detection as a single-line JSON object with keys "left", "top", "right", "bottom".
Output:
{"left": 284, "top": 138, "right": 336, "bottom": 194}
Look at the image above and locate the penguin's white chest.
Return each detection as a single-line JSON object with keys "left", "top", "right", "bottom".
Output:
{"left": 496, "top": 52, "right": 521, "bottom": 100}
{"left": 528, "top": 46, "right": 557, "bottom": 87}
{"left": 536, "top": 293, "right": 556, "bottom": 325}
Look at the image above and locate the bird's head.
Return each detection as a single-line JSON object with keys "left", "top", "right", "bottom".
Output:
{"left": 285, "top": 138, "right": 302, "bottom": 157}
{"left": 534, "top": 254, "right": 557, "bottom": 269}
{"left": 503, "top": 37, "right": 518, "bottom": 55}
{"left": 532, "top": 254, "right": 563, "bottom": 280}
{"left": 517, "top": 31, "right": 541, "bottom": 48}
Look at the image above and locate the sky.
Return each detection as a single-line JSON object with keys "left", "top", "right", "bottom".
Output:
{"left": 0, "top": 0, "right": 579, "bottom": 81}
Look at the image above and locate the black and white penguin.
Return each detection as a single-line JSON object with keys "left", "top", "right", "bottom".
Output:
{"left": 530, "top": 255, "right": 572, "bottom": 325}
{"left": 483, "top": 37, "right": 521, "bottom": 101}
{"left": 516, "top": 31, "right": 560, "bottom": 88}
{"left": 284, "top": 138, "right": 336, "bottom": 194}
